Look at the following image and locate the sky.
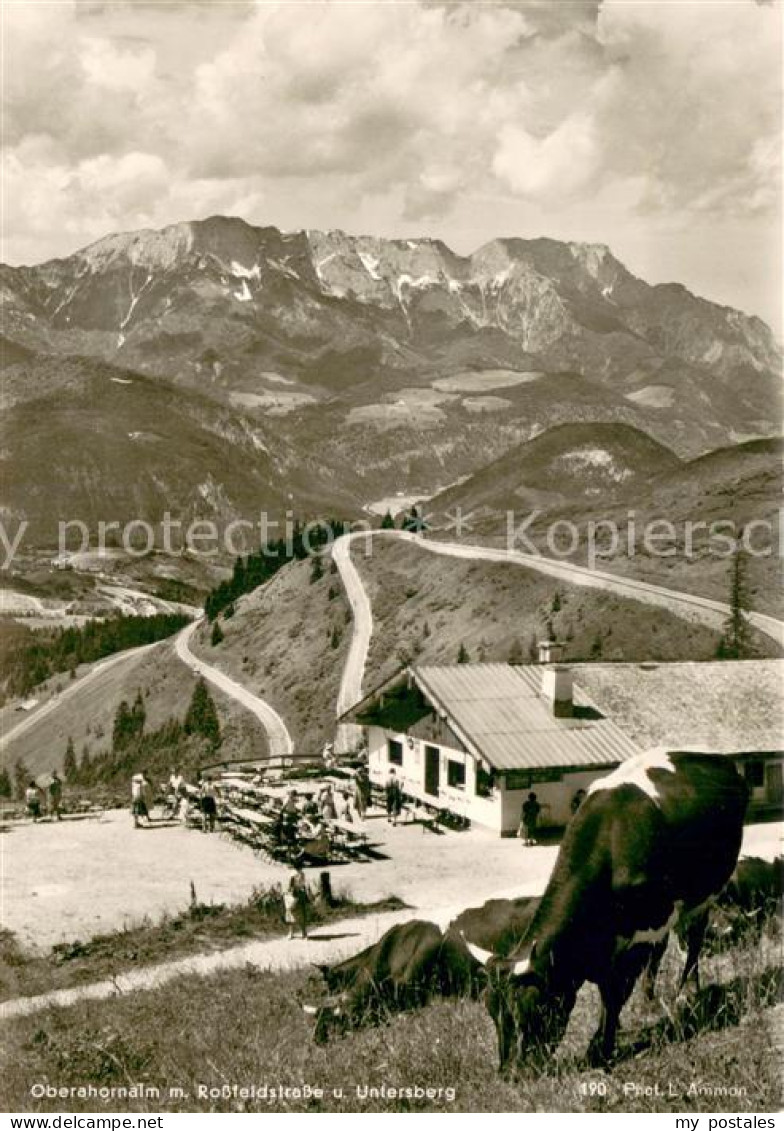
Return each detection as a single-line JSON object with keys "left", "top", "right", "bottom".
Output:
{"left": 3, "top": 0, "right": 782, "bottom": 333}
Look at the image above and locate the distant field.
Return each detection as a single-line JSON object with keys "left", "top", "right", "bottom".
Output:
{"left": 432, "top": 370, "right": 543, "bottom": 393}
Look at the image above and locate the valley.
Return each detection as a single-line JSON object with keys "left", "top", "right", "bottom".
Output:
{"left": 2, "top": 214, "right": 781, "bottom": 839}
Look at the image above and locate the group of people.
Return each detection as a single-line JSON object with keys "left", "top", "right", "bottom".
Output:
{"left": 24, "top": 772, "right": 63, "bottom": 822}
{"left": 276, "top": 767, "right": 373, "bottom": 850}
{"left": 130, "top": 768, "right": 218, "bottom": 831}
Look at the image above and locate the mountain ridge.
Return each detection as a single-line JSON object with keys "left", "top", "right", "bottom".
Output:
{"left": 3, "top": 215, "right": 779, "bottom": 377}
{"left": 2, "top": 215, "right": 781, "bottom": 553}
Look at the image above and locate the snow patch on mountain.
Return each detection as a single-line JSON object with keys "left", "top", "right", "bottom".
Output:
{"left": 231, "top": 260, "right": 261, "bottom": 281}
{"left": 569, "top": 242, "right": 610, "bottom": 279}
{"left": 358, "top": 252, "right": 382, "bottom": 281}
{"left": 268, "top": 259, "right": 300, "bottom": 280}
{"left": 233, "top": 279, "right": 252, "bottom": 303}
{"left": 117, "top": 272, "right": 153, "bottom": 345}
{"left": 557, "top": 447, "right": 633, "bottom": 482}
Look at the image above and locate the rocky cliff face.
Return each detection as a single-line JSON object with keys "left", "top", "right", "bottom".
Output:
{"left": 2, "top": 216, "right": 781, "bottom": 546}
{"left": 3, "top": 216, "right": 779, "bottom": 391}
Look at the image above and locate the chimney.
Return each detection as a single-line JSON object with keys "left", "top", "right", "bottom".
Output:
{"left": 537, "top": 639, "right": 564, "bottom": 665}
{"left": 541, "top": 664, "right": 573, "bottom": 718}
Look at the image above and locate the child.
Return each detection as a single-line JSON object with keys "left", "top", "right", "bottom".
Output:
{"left": 283, "top": 868, "right": 310, "bottom": 940}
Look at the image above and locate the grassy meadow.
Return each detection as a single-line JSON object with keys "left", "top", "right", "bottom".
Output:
{"left": 3, "top": 927, "right": 781, "bottom": 1114}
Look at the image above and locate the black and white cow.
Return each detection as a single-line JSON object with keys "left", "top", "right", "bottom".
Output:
{"left": 464, "top": 749, "right": 748, "bottom": 1070}
{"left": 302, "top": 920, "right": 474, "bottom": 1043}
{"left": 302, "top": 896, "right": 540, "bottom": 1043}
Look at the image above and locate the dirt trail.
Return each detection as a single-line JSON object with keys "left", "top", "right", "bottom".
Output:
{"left": 175, "top": 617, "right": 293, "bottom": 759}
{"left": 331, "top": 529, "right": 784, "bottom": 733}
{"left": 3, "top": 819, "right": 779, "bottom": 1022}
{"left": 0, "top": 642, "right": 159, "bottom": 752}
{"left": 0, "top": 907, "right": 414, "bottom": 1021}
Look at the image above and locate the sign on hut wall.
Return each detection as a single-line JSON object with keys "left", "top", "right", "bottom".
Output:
{"left": 504, "top": 768, "right": 564, "bottom": 790}
{"left": 409, "top": 713, "right": 465, "bottom": 751}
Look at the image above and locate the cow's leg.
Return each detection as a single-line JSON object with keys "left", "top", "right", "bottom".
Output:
{"left": 678, "top": 907, "right": 709, "bottom": 993}
{"left": 642, "top": 937, "right": 668, "bottom": 1000}
{"left": 587, "top": 946, "right": 652, "bottom": 1066}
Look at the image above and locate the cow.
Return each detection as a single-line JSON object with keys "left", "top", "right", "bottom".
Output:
{"left": 302, "top": 896, "right": 540, "bottom": 1043}
{"left": 709, "top": 854, "right": 783, "bottom": 948}
{"left": 643, "top": 854, "right": 783, "bottom": 997}
{"left": 446, "top": 896, "right": 541, "bottom": 958}
{"left": 302, "top": 920, "right": 471, "bottom": 1043}
{"left": 463, "top": 749, "right": 748, "bottom": 1071}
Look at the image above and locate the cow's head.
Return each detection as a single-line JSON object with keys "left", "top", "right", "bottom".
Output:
{"left": 463, "top": 937, "right": 574, "bottom": 1072}
{"left": 300, "top": 995, "right": 351, "bottom": 1044}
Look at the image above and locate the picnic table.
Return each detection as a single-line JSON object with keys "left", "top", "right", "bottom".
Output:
{"left": 213, "top": 777, "right": 376, "bottom": 865}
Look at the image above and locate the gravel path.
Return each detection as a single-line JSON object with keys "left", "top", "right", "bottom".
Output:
{"left": 330, "top": 529, "right": 784, "bottom": 745}
{"left": 175, "top": 617, "right": 293, "bottom": 759}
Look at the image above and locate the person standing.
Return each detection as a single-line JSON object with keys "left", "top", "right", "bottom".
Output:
{"left": 354, "top": 767, "right": 371, "bottom": 821}
{"left": 520, "top": 792, "right": 542, "bottom": 846}
{"left": 25, "top": 781, "right": 42, "bottom": 822}
{"left": 570, "top": 789, "right": 586, "bottom": 818}
{"left": 319, "top": 784, "right": 337, "bottom": 822}
{"left": 48, "top": 772, "right": 63, "bottom": 821}
{"left": 335, "top": 789, "right": 353, "bottom": 823}
{"left": 131, "top": 772, "right": 150, "bottom": 828}
{"left": 284, "top": 867, "right": 310, "bottom": 940}
{"left": 385, "top": 769, "right": 403, "bottom": 826}
{"left": 200, "top": 776, "right": 218, "bottom": 833}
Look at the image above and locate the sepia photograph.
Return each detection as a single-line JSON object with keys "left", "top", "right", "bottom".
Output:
{"left": 1, "top": 0, "right": 782, "bottom": 1119}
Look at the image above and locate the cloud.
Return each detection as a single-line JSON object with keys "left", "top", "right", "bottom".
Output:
{"left": 2, "top": 0, "right": 780, "bottom": 329}
{"left": 493, "top": 113, "right": 600, "bottom": 201}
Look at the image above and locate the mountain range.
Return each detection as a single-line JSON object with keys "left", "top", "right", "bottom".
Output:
{"left": 2, "top": 216, "right": 781, "bottom": 552}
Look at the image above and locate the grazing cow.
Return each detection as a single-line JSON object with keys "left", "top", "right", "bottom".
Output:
{"left": 446, "top": 896, "right": 540, "bottom": 958}
{"left": 643, "top": 854, "right": 783, "bottom": 999}
{"left": 302, "top": 896, "right": 540, "bottom": 1043}
{"left": 711, "top": 855, "right": 783, "bottom": 947}
{"left": 464, "top": 750, "right": 748, "bottom": 1070}
{"left": 302, "top": 920, "right": 471, "bottom": 1043}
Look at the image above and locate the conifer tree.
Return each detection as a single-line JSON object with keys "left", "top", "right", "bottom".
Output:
{"left": 457, "top": 642, "right": 470, "bottom": 664}
{"left": 718, "top": 541, "right": 753, "bottom": 659}
{"left": 211, "top": 621, "right": 224, "bottom": 646}
{"left": 184, "top": 678, "right": 221, "bottom": 748}
{"left": 64, "top": 736, "right": 78, "bottom": 782}
{"left": 131, "top": 690, "right": 146, "bottom": 738}
{"left": 112, "top": 700, "right": 133, "bottom": 751}
{"left": 0, "top": 767, "right": 11, "bottom": 798}
{"left": 13, "top": 758, "right": 29, "bottom": 800}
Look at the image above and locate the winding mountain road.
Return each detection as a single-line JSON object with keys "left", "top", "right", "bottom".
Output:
{"left": 331, "top": 530, "right": 784, "bottom": 743}
{"left": 0, "top": 641, "right": 160, "bottom": 753}
{"left": 175, "top": 617, "right": 294, "bottom": 761}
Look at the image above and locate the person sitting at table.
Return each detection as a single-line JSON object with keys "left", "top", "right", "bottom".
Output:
{"left": 278, "top": 789, "right": 300, "bottom": 846}
{"left": 335, "top": 789, "right": 353, "bottom": 823}
{"left": 319, "top": 784, "right": 337, "bottom": 822}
